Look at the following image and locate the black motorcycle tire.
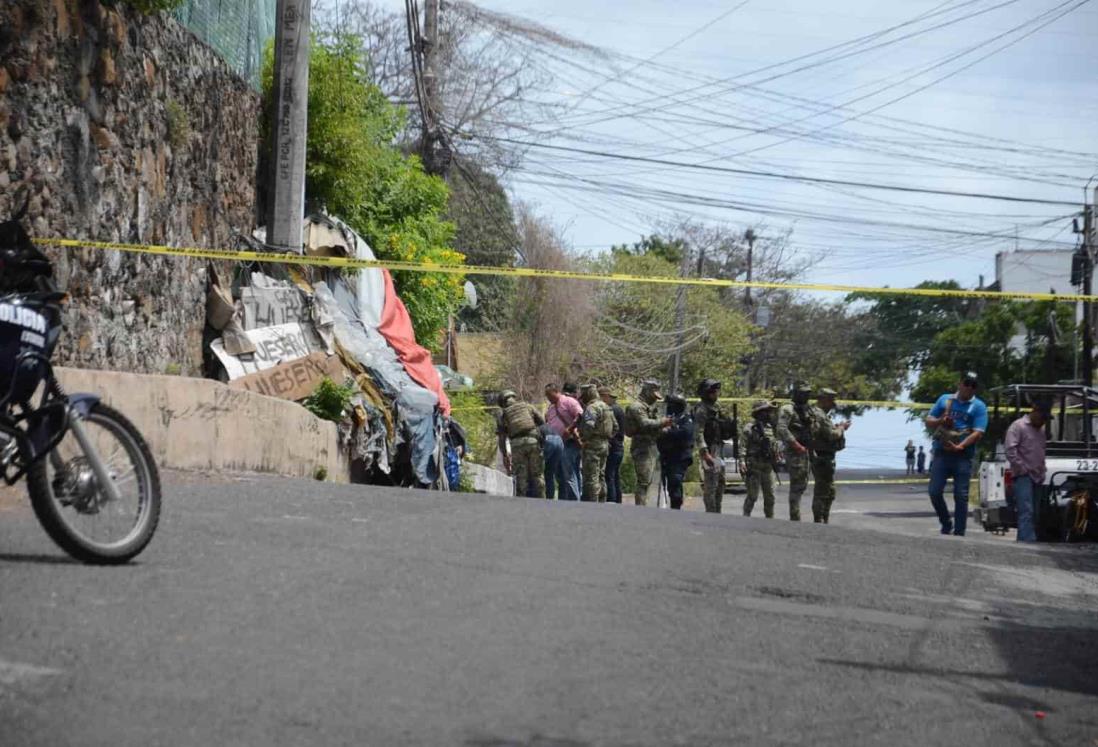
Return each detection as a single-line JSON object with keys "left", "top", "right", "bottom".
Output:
{"left": 27, "top": 402, "right": 161, "bottom": 564}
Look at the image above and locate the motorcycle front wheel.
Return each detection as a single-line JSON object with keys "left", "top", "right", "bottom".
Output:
{"left": 27, "top": 402, "right": 161, "bottom": 564}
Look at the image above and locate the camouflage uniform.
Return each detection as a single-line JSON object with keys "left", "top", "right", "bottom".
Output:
{"left": 810, "top": 388, "right": 847, "bottom": 524}
{"left": 693, "top": 379, "right": 728, "bottom": 514}
{"left": 776, "top": 384, "right": 814, "bottom": 521}
{"left": 579, "top": 384, "right": 617, "bottom": 502}
{"left": 739, "top": 401, "right": 778, "bottom": 518}
{"left": 497, "top": 392, "right": 546, "bottom": 498}
{"left": 623, "top": 381, "right": 665, "bottom": 506}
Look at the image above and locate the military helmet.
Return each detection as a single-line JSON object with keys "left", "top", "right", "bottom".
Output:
{"left": 579, "top": 383, "right": 599, "bottom": 402}
{"left": 597, "top": 385, "right": 616, "bottom": 399}
{"left": 790, "top": 381, "right": 813, "bottom": 396}
{"left": 664, "top": 393, "right": 687, "bottom": 414}
{"left": 752, "top": 399, "right": 774, "bottom": 416}
{"left": 817, "top": 387, "right": 838, "bottom": 398}
{"left": 498, "top": 390, "right": 517, "bottom": 407}
{"left": 696, "top": 378, "right": 722, "bottom": 396}
{"left": 639, "top": 379, "right": 663, "bottom": 401}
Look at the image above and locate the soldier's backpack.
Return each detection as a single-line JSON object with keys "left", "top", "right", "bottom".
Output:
{"left": 811, "top": 410, "right": 846, "bottom": 452}
{"left": 502, "top": 401, "right": 538, "bottom": 439}
{"left": 597, "top": 403, "right": 617, "bottom": 439}
{"left": 622, "top": 405, "right": 642, "bottom": 438}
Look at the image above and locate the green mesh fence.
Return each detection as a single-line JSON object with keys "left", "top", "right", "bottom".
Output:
{"left": 173, "top": 0, "right": 277, "bottom": 88}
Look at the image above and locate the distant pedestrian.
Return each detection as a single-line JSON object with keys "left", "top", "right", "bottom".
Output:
{"left": 601, "top": 386, "right": 626, "bottom": 503}
{"left": 1004, "top": 398, "right": 1050, "bottom": 543}
{"left": 545, "top": 383, "right": 583, "bottom": 501}
{"left": 916, "top": 446, "right": 926, "bottom": 474}
{"left": 656, "top": 394, "right": 694, "bottom": 510}
{"left": 904, "top": 440, "right": 916, "bottom": 475}
{"left": 924, "top": 371, "right": 987, "bottom": 536}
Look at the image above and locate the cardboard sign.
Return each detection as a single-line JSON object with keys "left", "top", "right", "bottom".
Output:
{"left": 241, "top": 285, "right": 309, "bottom": 330}
{"left": 229, "top": 352, "right": 347, "bottom": 402}
{"left": 210, "top": 322, "right": 324, "bottom": 380}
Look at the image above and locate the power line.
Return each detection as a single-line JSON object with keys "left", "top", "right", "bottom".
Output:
{"left": 480, "top": 136, "right": 1082, "bottom": 207}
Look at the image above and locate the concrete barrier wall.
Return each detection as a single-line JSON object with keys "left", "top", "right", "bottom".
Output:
{"left": 56, "top": 368, "right": 349, "bottom": 483}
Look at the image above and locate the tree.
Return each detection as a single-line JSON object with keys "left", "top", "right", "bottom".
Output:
{"left": 445, "top": 161, "right": 519, "bottom": 331}
{"left": 501, "top": 205, "right": 597, "bottom": 399}
{"left": 260, "top": 35, "right": 465, "bottom": 348}
{"left": 586, "top": 251, "right": 752, "bottom": 395}
{"left": 911, "top": 300, "right": 1074, "bottom": 404}
{"left": 846, "top": 281, "right": 974, "bottom": 399}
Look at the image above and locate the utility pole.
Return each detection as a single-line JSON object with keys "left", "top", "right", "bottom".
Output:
{"left": 266, "top": 0, "right": 310, "bottom": 253}
{"left": 1085, "top": 199, "right": 1094, "bottom": 387}
{"left": 419, "top": 0, "right": 450, "bottom": 176}
{"left": 744, "top": 228, "right": 756, "bottom": 320}
{"left": 669, "top": 247, "right": 690, "bottom": 395}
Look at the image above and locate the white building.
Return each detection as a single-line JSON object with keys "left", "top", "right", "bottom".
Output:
{"left": 995, "top": 249, "right": 1083, "bottom": 296}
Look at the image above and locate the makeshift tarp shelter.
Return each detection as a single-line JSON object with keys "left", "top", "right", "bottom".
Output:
{"left": 206, "top": 214, "right": 453, "bottom": 485}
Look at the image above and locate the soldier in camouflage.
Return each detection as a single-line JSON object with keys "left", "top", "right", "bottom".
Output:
{"left": 623, "top": 380, "right": 670, "bottom": 507}
{"left": 693, "top": 378, "right": 729, "bottom": 514}
{"left": 579, "top": 383, "right": 617, "bottom": 502}
{"left": 810, "top": 387, "right": 851, "bottom": 524}
{"left": 496, "top": 390, "right": 546, "bottom": 498}
{"left": 776, "top": 382, "right": 814, "bottom": 521}
{"left": 739, "top": 400, "right": 779, "bottom": 518}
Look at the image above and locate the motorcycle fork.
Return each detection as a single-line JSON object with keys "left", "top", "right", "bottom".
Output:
{"left": 66, "top": 409, "right": 123, "bottom": 506}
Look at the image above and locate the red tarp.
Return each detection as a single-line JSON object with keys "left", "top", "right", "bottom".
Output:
{"left": 376, "top": 269, "right": 452, "bottom": 416}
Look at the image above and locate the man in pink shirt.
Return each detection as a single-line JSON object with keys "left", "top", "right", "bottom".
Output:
{"left": 1004, "top": 399, "right": 1050, "bottom": 542}
{"left": 545, "top": 383, "right": 583, "bottom": 501}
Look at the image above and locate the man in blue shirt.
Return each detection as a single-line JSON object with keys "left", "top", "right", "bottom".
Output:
{"left": 924, "top": 371, "right": 988, "bottom": 536}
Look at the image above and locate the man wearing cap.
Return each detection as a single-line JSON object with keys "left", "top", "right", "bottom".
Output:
{"left": 624, "top": 380, "right": 671, "bottom": 506}
{"left": 777, "top": 382, "right": 814, "bottom": 521}
{"left": 924, "top": 372, "right": 988, "bottom": 536}
{"left": 600, "top": 386, "right": 627, "bottom": 504}
{"left": 496, "top": 390, "right": 546, "bottom": 498}
{"left": 657, "top": 393, "right": 695, "bottom": 510}
{"left": 810, "top": 388, "right": 851, "bottom": 524}
{"left": 579, "top": 383, "right": 617, "bottom": 502}
{"left": 740, "top": 400, "right": 779, "bottom": 518}
{"left": 693, "top": 378, "right": 730, "bottom": 513}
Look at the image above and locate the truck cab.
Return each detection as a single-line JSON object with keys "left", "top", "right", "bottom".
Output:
{"left": 976, "top": 384, "right": 1098, "bottom": 540}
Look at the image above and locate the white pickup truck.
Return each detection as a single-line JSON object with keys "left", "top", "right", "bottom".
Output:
{"left": 974, "top": 384, "right": 1098, "bottom": 541}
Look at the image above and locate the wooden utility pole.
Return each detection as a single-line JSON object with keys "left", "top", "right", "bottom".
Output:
{"left": 419, "top": 0, "right": 451, "bottom": 175}
{"left": 744, "top": 227, "right": 756, "bottom": 318}
{"left": 1085, "top": 199, "right": 1094, "bottom": 387}
{"left": 266, "top": 0, "right": 310, "bottom": 253}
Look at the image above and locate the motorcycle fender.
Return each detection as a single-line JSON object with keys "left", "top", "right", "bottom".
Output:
{"left": 67, "top": 393, "right": 101, "bottom": 418}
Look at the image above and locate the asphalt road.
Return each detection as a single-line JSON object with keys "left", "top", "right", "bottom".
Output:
{"left": 2, "top": 470, "right": 1097, "bottom": 746}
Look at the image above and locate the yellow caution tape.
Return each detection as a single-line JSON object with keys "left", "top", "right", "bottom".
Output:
{"left": 455, "top": 397, "right": 935, "bottom": 411}
{"left": 32, "top": 237, "right": 1097, "bottom": 303}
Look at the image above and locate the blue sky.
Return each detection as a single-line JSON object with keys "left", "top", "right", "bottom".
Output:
{"left": 393, "top": 0, "right": 1098, "bottom": 291}
{"left": 374, "top": 0, "right": 1097, "bottom": 465}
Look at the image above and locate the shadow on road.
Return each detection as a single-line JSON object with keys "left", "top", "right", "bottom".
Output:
{"left": 821, "top": 618, "right": 1098, "bottom": 698}
{"left": 0, "top": 551, "right": 78, "bottom": 565}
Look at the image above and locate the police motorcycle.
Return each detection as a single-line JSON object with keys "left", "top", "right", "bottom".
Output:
{"left": 976, "top": 384, "right": 1098, "bottom": 542}
{"left": 0, "top": 201, "right": 161, "bottom": 563}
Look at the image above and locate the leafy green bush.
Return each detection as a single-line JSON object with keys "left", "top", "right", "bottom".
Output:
{"left": 261, "top": 35, "right": 465, "bottom": 349}
{"left": 301, "top": 378, "right": 356, "bottom": 423}
{"left": 448, "top": 390, "right": 498, "bottom": 467}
